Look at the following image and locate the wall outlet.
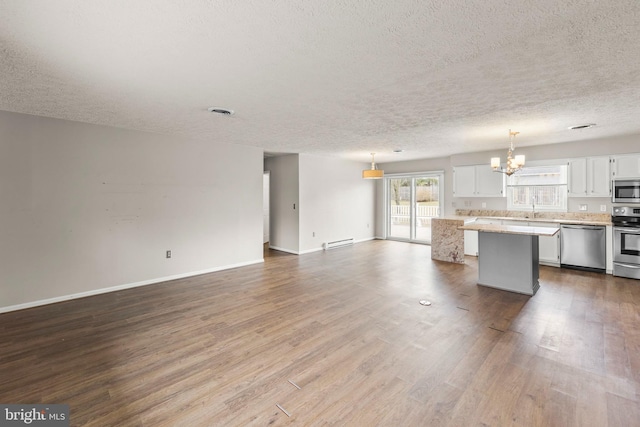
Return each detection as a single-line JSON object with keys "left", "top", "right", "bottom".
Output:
{"left": 166, "top": 250, "right": 172, "bottom": 258}
{"left": 481, "top": 202, "right": 487, "bottom": 208}
{"left": 600, "top": 204, "right": 607, "bottom": 212}
{"left": 312, "top": 232, "right": 315, "bottom": 237}
{"left": 579, "top": 204, "right": 587, "bottom": 211}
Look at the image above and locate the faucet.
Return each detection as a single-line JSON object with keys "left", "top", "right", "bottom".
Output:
{"left": 531, "top": 196, "right": 536, "bottom": 218}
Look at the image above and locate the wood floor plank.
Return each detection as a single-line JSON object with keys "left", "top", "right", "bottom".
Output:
{"left": 1, "top": 240, "right": 639, "bottom": 426}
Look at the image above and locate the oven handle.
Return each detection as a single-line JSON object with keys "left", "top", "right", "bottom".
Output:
{"left": 614, "top": 262, "right": 640, "bottom": 269}
{"left": 613, "top": 227, "right": 640, "bottom": 233}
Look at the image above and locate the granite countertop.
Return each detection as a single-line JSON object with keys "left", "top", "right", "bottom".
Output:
{"left": 458, "top": 222, "right": 560, "bottom": 236}
{"left": 471, "top": 216, "right": 611, "bottom": 226}
{"left": 452, "top": 209, "right": 611, "bottom": 226}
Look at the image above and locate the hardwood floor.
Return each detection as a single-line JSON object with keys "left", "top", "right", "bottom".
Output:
{"left": 1, "top": 240, "right": 639, "bottom": 426}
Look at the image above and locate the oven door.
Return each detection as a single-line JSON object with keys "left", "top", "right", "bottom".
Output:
{"left": 613, "top": 226, "right": 640, "bottom": 264}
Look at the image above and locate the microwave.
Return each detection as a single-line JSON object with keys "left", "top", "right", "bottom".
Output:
{"left": 613, "top": 179, "right": 640, "bottom": 203}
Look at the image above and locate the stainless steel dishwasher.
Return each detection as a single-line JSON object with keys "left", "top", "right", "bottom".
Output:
{"left": 560, "top": 224, "right": 606, "bottom": 272}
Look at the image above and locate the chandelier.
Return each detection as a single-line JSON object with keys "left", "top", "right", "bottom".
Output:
{"left": 362, "top": 153, "right": 384, "bottom": 179}
{"left": 491, "top": 130, "right": 525, "bottom": 176}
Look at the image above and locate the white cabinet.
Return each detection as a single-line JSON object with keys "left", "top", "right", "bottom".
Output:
{"left": 464, "top": 230, "right": 478, "bottom": 256}
{"left": 453, "top": 165, "right": 504, "bottom": 197}
{"left": 501, "top": 220, "right": 559, "bottom": 265}
{"left": 453, "top": 165, "right": 476, "bottom": 197}
{"left": 611, "top": 154, "right": 640, "bottom": 179}
{"left": 534, "top": 222, "right": 560, "bottom": 266}
{"left": 568, "top": 156, "right": 610, "bottom": 197}
{"left": 462, "top": 218, "right": 560, "bottom": 265}
{"left": 463, "top": 219, "right": 501, "bottom": 256}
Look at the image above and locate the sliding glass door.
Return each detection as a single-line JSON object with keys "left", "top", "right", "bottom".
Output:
{"left": 387, "top": 174, "right": 442, "bottom": 244}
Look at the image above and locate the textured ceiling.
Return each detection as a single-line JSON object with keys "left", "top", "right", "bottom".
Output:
{"left": 1, "top": 0, "right": 640, "bottom": 162}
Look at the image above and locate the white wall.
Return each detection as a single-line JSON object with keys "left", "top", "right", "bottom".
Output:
{"left": 264, "top": 154, "right": 299, "bottom": 253}
{"left": 0, "top": 111, "right": 264, "bottom": 311}
{"left": 298, "top": 154, "right": 376, "bottom": 253}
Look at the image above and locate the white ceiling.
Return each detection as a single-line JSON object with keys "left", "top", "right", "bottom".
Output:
{"left": 1, "top": 1, "right": 640, "bottom": 163}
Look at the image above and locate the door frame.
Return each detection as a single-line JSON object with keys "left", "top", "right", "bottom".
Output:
{"left": 384, "top": 171, "right": 444, "bottom": 244}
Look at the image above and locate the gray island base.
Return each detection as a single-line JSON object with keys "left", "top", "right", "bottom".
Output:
{"left": 478, "top": 231, "right": 539, "bottom": 295}
{"left": 459, "top": 223, "right": 559, "bottom": 296}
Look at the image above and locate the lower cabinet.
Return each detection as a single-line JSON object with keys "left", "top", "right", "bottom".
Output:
{"left": 464, "top": 230, "right": 478, "bottom": 256}
{"left": 462, "top": 219, "right": 560, "bottom": 266}
{"left": 536, "top": 223, "right": 560, "bottom": 266}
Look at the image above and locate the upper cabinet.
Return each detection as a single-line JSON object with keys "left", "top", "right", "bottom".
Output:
{"left": 568, "top": 156, "right": 611, "bottom": 197}
{"left": 611, "top": 154, "right": 640, "bottom": 179}
{"left": 453, "top": 165, "right": 505, "bottom": 197}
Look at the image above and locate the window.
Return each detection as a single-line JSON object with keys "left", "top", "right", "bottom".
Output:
{"left": 507, "top": 165, "right": 568, "bottom": 212}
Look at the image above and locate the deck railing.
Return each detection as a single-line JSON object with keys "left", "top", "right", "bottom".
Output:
{"left": 390, "top": 205, "right": 440, "bottom": 225}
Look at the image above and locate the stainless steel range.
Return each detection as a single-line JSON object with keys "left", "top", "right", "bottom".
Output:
{"left": 612, "top": 206, "right": 640, "bottom": 279}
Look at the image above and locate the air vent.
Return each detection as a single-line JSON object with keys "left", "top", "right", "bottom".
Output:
{"left": 568, "top": 123, "right": 595, "bottom": 130}
{"left": 208, "top": 107, "right": 234, "bottom": 115}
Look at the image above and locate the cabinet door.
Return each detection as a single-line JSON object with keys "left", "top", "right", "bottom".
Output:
{"left": 535, "top": 222, "right": 560, "bottom": 265}
{"left": 587, "top": 156, "right": 611, "bottom": 197}
{"left": 475, "top": 166, "right": 505, "bottom": 197}
{"left": 612, "top": 154, "right": 640, "bottom": 179}
{"left": 453, "top": 166, "right": 476, "bottom": 197}
{"left": 463, "top": 230, "right": 478, "bottom": 256}
{"left": 568, "top": 158, "right": 587, "bottom": 197}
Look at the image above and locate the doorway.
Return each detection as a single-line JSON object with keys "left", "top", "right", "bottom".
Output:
{"left": 387, "top": 174, "right": 442, "bottom": 244}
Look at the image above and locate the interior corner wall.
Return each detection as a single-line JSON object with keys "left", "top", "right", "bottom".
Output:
{"left": 0, "top": 110, "right": 264, "bottom": 311}
{"left": 264, "top": 154, "right": 300, "bottom": 253}
{"left": 298, "top": 154, "right": 376, "bottom": 253}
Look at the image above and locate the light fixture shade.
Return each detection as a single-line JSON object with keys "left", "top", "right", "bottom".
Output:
{"left": 515, "top": 155, "right": 525, "bottom": 167}
{"left": 363, "top": 152, "right": 384, "bottom": 179}
{"left": 491, "top": 157, "right": 501, "bottom": 169}
{"left": 362, "top": 169, "right": 384, "bottom": 179}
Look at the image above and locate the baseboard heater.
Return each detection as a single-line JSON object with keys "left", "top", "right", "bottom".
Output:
{"left": 323, "top": 238, "right": 354, "bottom": 250}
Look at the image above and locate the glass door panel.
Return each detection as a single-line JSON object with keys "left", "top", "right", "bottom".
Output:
{"left": 414, "top": 176, "right": 440, "bottom": 243}
{"left": 388, "top": 178, "right": 411, "bottom": 239}
{"left": 387, "top": 175, "right": 441, "bottom": 243}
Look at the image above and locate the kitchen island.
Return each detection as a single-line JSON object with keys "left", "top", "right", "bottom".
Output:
{"left": 458, "top": 222, "right": 559, "bottom": 295}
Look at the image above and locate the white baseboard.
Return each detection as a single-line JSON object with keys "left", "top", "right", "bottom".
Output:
{"left": 0, "top": 258, "right": 264, "bottom": 314}
{"left": 278, "top": 237, "right": 377, "bottom": 255}
{"left": 299, "top": 247, "right": 323, "bottom": 255}
{"left": 268, "top": 245, "right": 300, "bottom": 255}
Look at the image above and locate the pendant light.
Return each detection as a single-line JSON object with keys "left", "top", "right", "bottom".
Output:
{"left": 362, "top": 153, "right": 384, "bottom": 179}
{"left": 491, "top": 129, "right": 525, "bottom": 176}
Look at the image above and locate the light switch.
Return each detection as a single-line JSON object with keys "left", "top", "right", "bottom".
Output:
{"left": 579, "top": 204, "right": 587, "bottom": 211}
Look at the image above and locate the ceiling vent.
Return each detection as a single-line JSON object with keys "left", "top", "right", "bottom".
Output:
{"left": 208, "top": 107, "right": 234, "bottom": 115}
{"left": 568, "top": 123, "right": 595, "bottom": 130}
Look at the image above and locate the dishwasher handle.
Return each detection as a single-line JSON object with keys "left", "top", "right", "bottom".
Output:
{"left": 561, "top": 225, "right": 604, "bottom": 230}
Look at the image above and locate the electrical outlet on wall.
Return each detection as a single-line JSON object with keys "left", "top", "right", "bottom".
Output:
{"left": 166, "top": 250, "right": 172, "bottom": 258}
{"left": 600, "top": 205, "right": 607, "bottom": 212}
{"left": 579, "top": 204, "right": 587, "bottom": 211}
{"left": 481, "top": 202, "right": 487, "bottom": 208}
